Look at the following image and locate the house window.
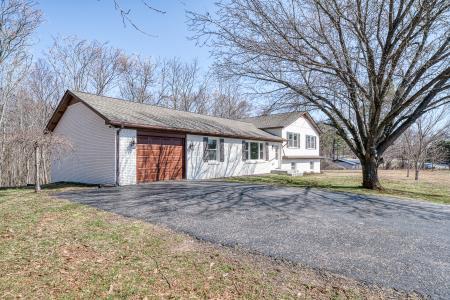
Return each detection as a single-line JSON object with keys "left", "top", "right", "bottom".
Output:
{"left": 242, "top": 141, "right": 249, "bottom": 160}
{"left": 207, "top": 138, "right": 218, "bottom": 161}
{"left": 306, "top": 135, "right": 317, "bottom": 149}
{"left": 291, "top": 162, "right": 296, "bottom": 171}
{"left": 244, "top": 141, "right": 264, "bottom": 160}
{"left": 250, "top": 142, "right": 259, "bottom": 160}
{"left": 287, "top": 132, "right": 300, "bottom": 148}
{"left": 259, "top": 143, "right": 264, "bottom": 160}
{"left": 310, "top": 161, "right": 314, "bottom": 170}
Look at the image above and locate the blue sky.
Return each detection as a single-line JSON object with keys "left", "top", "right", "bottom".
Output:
{"left": 33, "top": 0, "right": 215, "bottom": 70}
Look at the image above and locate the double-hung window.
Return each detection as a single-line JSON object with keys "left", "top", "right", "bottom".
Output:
{"left": 250, "top": 142, "right": 259, "bottom": 160}
{"left": 305, "top": 135, "right": 317, "bottom": 149}
{"left": 287, "top": 132, "right": 300, "bottom": 148}
{"left": 207, "top": 138, "right": 218, "bottom": 161}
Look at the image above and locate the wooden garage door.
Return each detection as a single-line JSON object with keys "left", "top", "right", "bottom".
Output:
{"left": 137, "top": 135, "right": 184, "bottom": 183}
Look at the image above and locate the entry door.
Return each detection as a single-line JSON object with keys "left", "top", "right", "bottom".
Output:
{"left": 273, "top": 145, "right": 281, "bottom": 169}
{"left": 136, "top": 135, "right": 184, "bottom": 183}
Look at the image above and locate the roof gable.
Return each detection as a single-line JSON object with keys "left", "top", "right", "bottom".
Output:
{"left": 46, "top": 90, "right": 282, "bottom": 142}
{"left": 240, "top": 111, "right": 321, "bottom": 134}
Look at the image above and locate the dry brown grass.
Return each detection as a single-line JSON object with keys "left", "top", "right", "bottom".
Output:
{"left": 0, "top": 186, "right": 422, "bottom": 299}
{"left": 229, "top": 169, "right": 450, "bottom": 204}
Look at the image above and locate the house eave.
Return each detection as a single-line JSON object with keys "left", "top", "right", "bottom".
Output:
{"left": 108, "top": 121, "right": 283, "bottom": 142}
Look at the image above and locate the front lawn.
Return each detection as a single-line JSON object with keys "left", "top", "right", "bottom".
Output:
{"left": 0, "top": 186, "right": 419, "bottom": 299}
{"left": 228, "top": 170, "right": 450, "bottom": 204}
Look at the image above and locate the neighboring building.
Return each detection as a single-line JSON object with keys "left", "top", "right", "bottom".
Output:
{"left": 424, "top": 162, "right": 450, "bottom": 170}
{"left": 333, "top": 158, "right": 361, "bottom": 169}
{"left": 46, "top": 90, "right": 321, "bottom": 185}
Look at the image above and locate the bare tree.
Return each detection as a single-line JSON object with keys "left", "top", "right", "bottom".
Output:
{"left": 402, "top": 108, "right": 449, "bottom": 180}
{"left": 161, "top": 58, "right": 209, "bottom": 113}
{"left": 89, "top": 45, "right": 126, "bottom": 95}
{"left": 45, "top": 36, "right": 127, "bottom": 96}
{"left": 189, "top": 0, "right": 450, "bottom": 189}
{"left": 46, "top": 36, "right": 99, "bottom": 94}
{"left": 0, "top": 0, "right": 42, "bottom": 128}
{"left": 319, "top": 123, "right": 352, "bottom": 160}
{"left": 0, "top": 0, "right": 42, "bottom": 187}
{"left": 119, "top": 55, "right": 156, "bottom": 103}
{"left": 7, "top": 126, "right": 72, "bottom": 191}
{"left": 28, "top": 59, "right": 60, "bottom": 112}
{"left": 208, "top": 79, "right": 252, "bottom": 118}
{"left": 110, "top": 0, "right": 166, "bottom": 37}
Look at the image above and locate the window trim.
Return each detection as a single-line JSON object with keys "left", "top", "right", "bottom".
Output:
{"left": 244, "top": 141, "right": 265, "bottom": 161}
{"left": 207, "top": 138, "right": 219, "bottom": 161}
{"left": 287, "top": 132, "right": 301, "bottom": 148}
{"left": 305, "top": 135, "right": 317, "bottom": 150}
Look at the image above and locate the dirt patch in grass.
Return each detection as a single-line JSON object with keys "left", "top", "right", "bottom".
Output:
{"left": 0, "top": 187, "right": 423, "bottom": 299}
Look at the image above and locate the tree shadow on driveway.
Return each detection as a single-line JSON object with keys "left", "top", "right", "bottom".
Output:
{"left": 56, "top": 181, "right": 450, "bottom": 222}
{"left": 55, "top": 181, "right": 450, "bottom": 298}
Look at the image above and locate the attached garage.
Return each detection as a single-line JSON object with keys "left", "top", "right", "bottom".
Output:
{"left": 136, "top": 132, "right": 185, "bottom": 183}
{"left": 47, "top": 90, "right": 286, "bottom": 186}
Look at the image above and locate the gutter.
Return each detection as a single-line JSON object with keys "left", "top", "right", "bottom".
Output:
{"left": 106, "top": 121, "right": 283, "bottom": 143}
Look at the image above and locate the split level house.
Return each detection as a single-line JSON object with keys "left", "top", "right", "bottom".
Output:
{"left": 46, "top": 90, "right": 321, "bottom": 185}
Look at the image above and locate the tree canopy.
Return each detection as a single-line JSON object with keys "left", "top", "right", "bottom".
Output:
{"left": 189, "top": 0, "right": 450, "bottom": 189}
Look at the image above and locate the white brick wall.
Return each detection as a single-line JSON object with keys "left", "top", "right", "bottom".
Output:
{"left": 118, "top": 129, "right": 137, "bottom": 185}
{"left": 186, "top": 134, "right": 281, "bottom": 180}
{"left": 52, "top": 102, "right": 116, "bottom": 184}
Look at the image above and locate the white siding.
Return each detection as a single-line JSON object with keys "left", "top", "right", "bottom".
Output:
{"left": 52, "top": 102, "right": 116, "bottom": 184}
{"left": 276, "top": 116, "right": 321, "bottom": 173}
{"left": 118, "top": 129, "right": 137, "bottom": 185}
{"left": 281, "top": 159, "right": 321, "bottom": 174}
{"left": 281, "top": 117, "right": 320, "bottom": 157}
{"left": 186, "top": 134, "right": 280, "bottom": 180}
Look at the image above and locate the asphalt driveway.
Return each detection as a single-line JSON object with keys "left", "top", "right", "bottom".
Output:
{"left": 57, "top": 181, "right": 450, "bottom": 298}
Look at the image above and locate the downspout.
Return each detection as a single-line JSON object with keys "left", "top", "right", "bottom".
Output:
{"left": 115, "top": 125, "right": 123, "bottom": 186}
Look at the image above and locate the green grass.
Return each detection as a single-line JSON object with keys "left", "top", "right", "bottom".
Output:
{"left": 228, "top": 170, "right": 450, "bottom": 204}
{"left": 0, "top": 186, "right": 419, "bottom": 299}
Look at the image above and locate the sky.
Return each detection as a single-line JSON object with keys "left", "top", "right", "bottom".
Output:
{"left": 33, "top": 0, "right": 215, "bottom": 70}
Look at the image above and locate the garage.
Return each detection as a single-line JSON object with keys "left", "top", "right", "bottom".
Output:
{"left": 136, "top": 132, "right": 185, "bottom": 183}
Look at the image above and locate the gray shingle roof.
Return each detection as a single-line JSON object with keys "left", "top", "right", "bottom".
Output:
{"left": 239, "top": 112, "right": 305, "bottom": 128}
{"left": 240, "top": 111, "right": 321, "bottom": 133}
{"left": 48, "top": 90, "right": 282, "bottom": 142}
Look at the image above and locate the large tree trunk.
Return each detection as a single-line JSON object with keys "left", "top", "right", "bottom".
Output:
{"left": 361, "top": 156, "right": 382, "bottom": 190}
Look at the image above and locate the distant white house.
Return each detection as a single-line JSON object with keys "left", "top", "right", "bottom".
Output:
{"left": 46, "top": 90, "right": 321, "bottom": 185}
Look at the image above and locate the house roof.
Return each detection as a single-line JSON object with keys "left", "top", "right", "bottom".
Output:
{"left": 46, "top": 90, "right": 283, "bottom": 142}
{"left": 240, "top": 111, "right": 321, "bottom": 133}
{"left": 334, "top": 158, "right": 361, "bottom": 165}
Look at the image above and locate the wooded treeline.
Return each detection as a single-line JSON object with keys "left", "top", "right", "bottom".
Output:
{"left": 0, "top": 0, "right": 253, "bottom": 188}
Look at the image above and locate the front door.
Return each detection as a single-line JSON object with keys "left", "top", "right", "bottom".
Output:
{"left": 273, "top": 145, "right": 281, "bottom": 169}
